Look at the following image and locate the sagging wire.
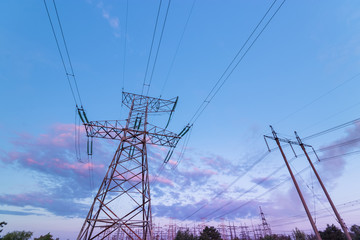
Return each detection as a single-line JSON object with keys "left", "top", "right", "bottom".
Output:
{"left": 172, "top": 126, "right": 193, "bottom": 170}
{"left": 288, "top": 161, "right": 337, "bottom": 223}
{"left": 146, "top": 0, "right": 172, "bottom": 96}
{"left": 159, "top": 0, "right": 197, "bottom": 96}
{"left": 151, "top": 124, "right": 192, "bottom": 185}
{"left": 120, "top": 0, "right": 129, "bottom": 118}
{"left": 310, "top": 168, "right": 317, "bottom": 223}
{"left": 181, "top": 150, "right": 271, "bottom": 221}
{"left": 45, "top": 0, "right": 97, "bottom": 192}
{"left": 44, "top": 0, "right": 83, "bottom": 107}
{"left": 188, "top": 0, "right": 286, "bottom": 125}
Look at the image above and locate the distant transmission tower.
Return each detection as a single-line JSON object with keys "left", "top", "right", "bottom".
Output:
{"left": 259, "top": 206, "right": 271, "bottom": 236}
{"left": 77, "top": 92, "right": 190, "bottom": 240}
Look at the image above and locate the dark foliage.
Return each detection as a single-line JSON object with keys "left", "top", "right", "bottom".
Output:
{"left": 199, "top": 226, "right": 222, "bottom": 240}
{"left": 260, "top": 234, "right": 291, "bottom": 240}
{"left": 2, "top": 231, "right": 33, "bottom": 240}
{"left": 350, "top": 224, "right": 360, "bottom": 240}
{"left": 319, "top": 224, "right": 345, "bottom": 240}
{"left": 34, "top": 232, "right": 59, "bottom": 240}
{"left": 175, "top": 229, "right": 198, "bottom": 240}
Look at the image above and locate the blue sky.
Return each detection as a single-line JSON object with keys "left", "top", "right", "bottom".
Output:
{"left": 1, "top": 0, "right": 360, "bottom": 239}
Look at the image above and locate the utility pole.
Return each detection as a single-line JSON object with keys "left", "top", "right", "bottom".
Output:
{"left": 295, "top": 131, "right": 352, "bottom": 240}
{"left": 264, "top": 126, "right": 322, "bottom": 240}
{"left": 77, "top": 92, "right": 190, "bottom": 240}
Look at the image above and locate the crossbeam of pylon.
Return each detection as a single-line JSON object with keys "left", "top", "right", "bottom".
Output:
{"left": 84, "top": 121, "right": 181, "bottom": 147}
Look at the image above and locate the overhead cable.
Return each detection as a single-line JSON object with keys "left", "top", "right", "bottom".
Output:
{"left": 146, "top": 0, "right": 172, "bottom": 96}
{"left": 210, "top": 149, "right": 360, "bottom": 221}
{"left": 142, "top": 0, "right": 172, "bottom": 96}
{"left": 273, "top": 72, "right": 360, "bottom": 126}
{"left": 182, "top": 151, "right": 270, "bottom": 221}
{"left": 141, "top": 0, "right": 163, "bottom": 95}
{"left": 44, "top": 0, "right": 84, "bottom": 107}
{"left": 188, "top": 0, "right": 286, "bottom": 125}
{"left": 122, "top": 0, "right": 129, "bottom": 92}
{"left": 303, "top": 117, "right": 360, "bottom": 141}
{"left": 160, "top": 0, "right": 197, "bottom": 96}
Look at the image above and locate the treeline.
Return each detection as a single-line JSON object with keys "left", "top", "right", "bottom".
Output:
{"left": 1, "top": 220, "right": 360, "bottom": 240}
{"left": 174, "top": 224, "right": 360, "bottom": 240}
{"left": 0, "top": 221, "right": 59, "bottom": 240}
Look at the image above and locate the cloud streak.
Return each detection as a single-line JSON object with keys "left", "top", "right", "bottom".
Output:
{"left": 318, "top": 122, "right": 360, "bottom": 181}
{"left": 0, "top": 123, "right": 108, "bottom": 217}
{"left": 94, "top": 1, "right": 121, "bottom": 37}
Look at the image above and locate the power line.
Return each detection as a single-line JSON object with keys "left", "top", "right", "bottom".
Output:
{"left": 121, "top": 0, "right": 129, "bottom": 92}
{"left": 182, "top": 118, "right": 360, "bottom": 222}
{"left": 183, "top": 129, "right": 360, "bottom": 222}
{"left": 188, "top": 0, "right": 286, "bottom": 125}
{"left": 142, "top": 0, "right": 172, "bottom": 96}
{"left": 303, "top": 117, "right": 360, "bottom": 141}
{"left": 270, "top": 198, "right": 360, "bottom": 226}
{"left": 52, "top": 0, "right": 83, "bottom": 107}
{"left": 182, "top": 112, "right": 359, "bottom": 222}
{"left": 299, "top": 100, "right": 360, "bottom": 134}
{"left": 273, "top": 72, "right": 360, "bottom": 127}
{"left": 44, "top": 0, "right": 84, "bottom": 107}
{"left": 146, "top": 0, "right": 172, "bottom": 96}
{"left": 201, "top": 155, "right": 294, "bottom": 221}
{"left": 209, "top": 149, "right": 360, "bottom": 221}
{"left": 182, "top": 151, "right": 270, "bottom": 221}
{"left": 160, "top": 0, "right": 197, "bottom": 97}
{"left": 172, "top": 126, "right": 193, "bottom": 170}
{"left": 289, "top": 161, "right": 337, "bottom": 222}
{"left": 141, "top": 0, "right": 163, "bottom": 96}
{"left": 271, "top": 207, "right": 360, "bottom": 228}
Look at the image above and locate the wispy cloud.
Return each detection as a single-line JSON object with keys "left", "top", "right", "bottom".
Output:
{"left": 95, "top": 1, "right": 121, "bottom": 37}
{"left": 318, "top": 122, "right": 360, "bottom": 181}
{"left": 0, "top": 123, "right": 108, "bottom": 217}
{"left": 2, "top": 122, "right": 338, "bottom": 223}
{"left": 0, "top": 192, "right": 88, "bottom": 218}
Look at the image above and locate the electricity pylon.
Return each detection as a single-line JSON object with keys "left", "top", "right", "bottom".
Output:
{"left": 77, "top": 92, "right": 190, "bottom": 240}
{"left": 259, "top": 206, "right": 271, "bottom": 236}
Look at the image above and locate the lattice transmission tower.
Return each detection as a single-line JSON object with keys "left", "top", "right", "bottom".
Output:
{"left": 259, "top": 206, "right": 271, "bottom": 236}
{"left": 77, "top": 92, "right": 190, "bottom": 240}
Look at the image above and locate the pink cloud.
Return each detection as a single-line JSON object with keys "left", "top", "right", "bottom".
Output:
{"left": 167, "top": 159, "right": 177, "bottom": 166}
{"left": 2, "top": 123, "right": 107, "bottom": 180}
{"left": 183, "top": 167, "right": 217, "bottom": 177}
{"left": 151, "top": 175, "right": 174, "bottom": 187}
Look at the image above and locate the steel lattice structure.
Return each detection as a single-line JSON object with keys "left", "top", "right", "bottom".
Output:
{"left": 78, "top": 92, "right": 185, "bottom": 240}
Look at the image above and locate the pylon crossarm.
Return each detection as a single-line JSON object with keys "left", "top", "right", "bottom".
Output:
{"left": 84, "top": 121, "right": 181, "bottom": 147}
{"left": 122, "top": 91, "right": 177, "bottom": 113}
{"left": 147, "top": 124, "right": 181, "bottom": 147}
{"left": 84, "top": 120, "right": 125, "bottom": 139}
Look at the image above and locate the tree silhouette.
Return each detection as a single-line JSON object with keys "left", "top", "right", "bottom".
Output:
{"left": 292, "top": 228, "right": 306, "bottom": 240}
{"left": 319, "top": 224, "right": 345, "bottom": 240}
{"left": 2, "top": 231, "right": 33, "bottom": 240}
{"left": 350, "top": 224, "right": 360, "bottom": 240}
{"left": 34, "top": 232, "right": 59, "bottom": 240}
{"left": 199, "top": 226, "right": 222, "bottom": 240}
{"left": 175, "top": 229, "right": 198, "bottom": 240}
